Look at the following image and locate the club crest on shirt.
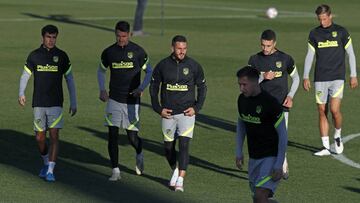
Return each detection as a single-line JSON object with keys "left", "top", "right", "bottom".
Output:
{"left": 256, "top": 105, "right": 262, "bottom": 114}
{"left": 53, "top": 56, "right": 59, "bottom": 63}
{"left": 276, "top": 61, "right": 282, "bottom": 68}
{"left": 127, "top": 52, "right": 133, "bottom": 59}
{"left": 183, "top": 67, "right": 189, "bottom": 75}
{"left": 332, "top": 31, "right": 337, "bottom": 38}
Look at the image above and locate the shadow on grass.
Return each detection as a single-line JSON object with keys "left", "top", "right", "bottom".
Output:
{"left": 140, "top": 102, "right": 237, "bottom": 132}
{"left": 78, "top": 126, "right": 248, "bottom": 181}
{"left": 288, "top": 140, "right": 320, "bottom": 153}
{"left": 343, "top": 186, "right": 360, "bottom": 194}
{"left": 342, "top": 178, "right": 360, "bottom": 194}
{"left": 140, "top": 102, "right": 320, "bottom": 156}
{"left": 22, "top": 13, "right": 113, "bottom": 32}
{"left": 0, "top": 129, "right": 169, "bottom": 202}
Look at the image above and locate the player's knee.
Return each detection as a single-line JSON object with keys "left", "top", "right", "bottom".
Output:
{"left": 330, "top": 107, "right": 341, "bottom": 116}
{"left": 108, "top": 126, "right": 119, "bottom": 144}
{"left": 35, "top": 132, "right": 46, "bottom": 142}
{"left": 318, "top": 109, "right": 327, "bottom": 117}
{"left": 127, "top": 130, "right": 140, "bottom": 144}
{"left": 49, "top": 129, "right": 59, "bottom": 140}
{"left": 164, "top": 141, "right": 176, "bottom": 155}
{"left": 254, "top": 188, "right": 270, "bottom": 202}
{"left": 318, "top": 106, "right": 326, "bottom": 113}
{"left": 179, "top": 136, "right": 190, "bottom": 150}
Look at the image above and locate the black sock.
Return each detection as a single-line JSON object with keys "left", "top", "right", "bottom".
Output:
{"left": 178, "top": 137, "right": 190, "bottom": 171}
{"left": 108, "top": 126, "right": 119, "bottom": 168}
{"left": 126, "top": 130, "right": 142, "bottom": 154}
{"left": 164, "top": 140, "right": 177, "bottom": 169}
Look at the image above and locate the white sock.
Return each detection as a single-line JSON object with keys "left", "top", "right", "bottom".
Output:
{"left": 47, "top": 162, "right": 56, "bottom": 174}
{"left": 177, "top": 176, "right": 184, "bottom": 184}
{"left": 41, "top": 154, "right": 49, "bottom": 166}
{"left": 112, "top": 167, "right": 120, "bottom": 173}
{"left": 334, "top": 128, "right": 342, "bottom": 139}
{"left": 321, "top": 136, "right": 330, "bottom": 149}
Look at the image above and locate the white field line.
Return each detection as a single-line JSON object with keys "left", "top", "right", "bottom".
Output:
{"left": 72, "top": 0, "right": 314, "bottom": 16}
{"left": 0, "top": 14, "right": 312, "bottom": 23}
{"left": 331, "top": 133, "right": 360, "bottom": 169}
{"left": 0, "top": 0, "right": 315, "bottom": 22}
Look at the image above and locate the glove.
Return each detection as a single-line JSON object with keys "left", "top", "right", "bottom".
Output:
{"left": 130, "top": 88, "right": 142, "bottom": 97}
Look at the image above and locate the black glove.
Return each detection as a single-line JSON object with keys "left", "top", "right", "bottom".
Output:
{"left": 130, "top": 88, "right": 142, "bottom": 97}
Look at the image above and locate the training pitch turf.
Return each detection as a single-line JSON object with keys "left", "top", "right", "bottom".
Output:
{"left": 0, "top": 0, "right": 359, "bottom": 202}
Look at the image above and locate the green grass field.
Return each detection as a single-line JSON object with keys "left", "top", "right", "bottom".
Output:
{"left": 1, "top": 0, "right": 360, "bottom": 202}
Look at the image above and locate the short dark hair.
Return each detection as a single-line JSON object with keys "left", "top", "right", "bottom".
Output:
{"left": 236, "top": 66, "right": 260, "bottom": 81}
{"left": 172, "top": 35, "right": 187, "bottom": 46}
{"left": 41, "top": 25, "right": 58, "bottom": 36}
{"left": 261, "top": 29, "right": 276, "bottom": 41}
{"left": 115, "top": 21, "right": 130, "bottom": 32}
{"left": 316, "top": 4, "right": 331, "bottom": 16}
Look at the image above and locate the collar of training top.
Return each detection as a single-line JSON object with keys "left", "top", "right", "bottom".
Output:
{"left": 40, "top": 44, "right": 57, "bottom": 52}
{"left": 170, "top": 53, "right": 188, "bottom": 63}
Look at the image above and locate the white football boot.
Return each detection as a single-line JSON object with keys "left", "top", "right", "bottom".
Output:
{"left": 314, "top": 147, "right": 331, "bottom": 156}
{"left": 109, "top": 168, "right": 121, "bottom": 181}
{"left": 334, "top": 137, "right": 344, "bottom": 154}
{"left": 169, "top": 168, "right": 179, "bottom": 187}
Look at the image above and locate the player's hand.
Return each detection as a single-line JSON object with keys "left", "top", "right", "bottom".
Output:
{"left": 69, "top": 107, "right": 77, "bottom": 117}
{"left": 350, "top": 77, "right": 358, "bottom": 89}
{"left": 161, "top": 108, "right": 173, "bottom": 119}
{"left": 183, "top": 107, "right": 195, "bottom": 116}
{"left": 303, "top": 79, "right": 311, "bottom": 91}
{"left": 271, "top": 168, "right": 283, "bottom": 181}
{"left": 18, "top": 95, "right": 26, "bottom": 107}
{"left": 235, "top": 156, "right": 244, "bottom": 170}
{"left": 99, "top": 90, "right": 109, "bottom": 102}
{"left": 282, "top": 96, "right": 293, "bottom": 108}
{"left": 130, "top": 88, "right": 143, "bottom": 98}
{"left": 263, "top": 71, "right": 275, "bottom": 80}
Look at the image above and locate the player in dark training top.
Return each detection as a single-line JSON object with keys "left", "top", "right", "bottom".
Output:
{"left": 18, "top": 25, "right": 77, "bottom": 182}
{"left": 235, "top": 66, "right": 287, "bottom": 203}
{"left": 150, "top": 35, "right": 207, "bottom": 192}
{"left": 97, "top": 21, "right": 152, "bottom": 180}
{"left": 248, "top": 29, "right": 299, "bottom": 179}
{"left": 303, "top": 4, "right": 358, "bottom": 156}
